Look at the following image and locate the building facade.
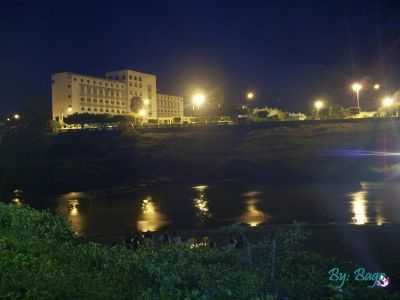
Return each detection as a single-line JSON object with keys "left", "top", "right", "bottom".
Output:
{"left": 105, "top": 70, "right": 157, "bottom": 118}
{"left": 157, "top": 94, "right": 184, "bottom": 118}
{"left": 52, "top": 69, "right": 184, "bottom": 123}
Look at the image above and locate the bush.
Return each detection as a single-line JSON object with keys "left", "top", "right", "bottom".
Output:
{"left": 0, "top": 203, "right": 398, "bottom": 300}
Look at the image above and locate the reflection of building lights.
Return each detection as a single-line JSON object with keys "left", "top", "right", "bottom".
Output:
{"left": 69, "top": 199, "right": 80, "bottom": 216}
{"left": 137, "top": 197, "right": 165, "bottom": 232}
{"left": 11, "top": 198, "right": 22, "bottom": 206}
{"left": 240, "top": 195, "right": 268, "bottom": 227}
{"left": 193, "top": 185, "right": 211, "bottom": 219}
{"left": 350, "top": 191, "right": 368, "bottom": 225}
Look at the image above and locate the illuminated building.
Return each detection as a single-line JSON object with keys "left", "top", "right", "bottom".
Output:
{"left": 157, "top": 94, "right": 184, "bottom": 123}
{"left": 51, "top": 69, "right": 183, "bottom": 123}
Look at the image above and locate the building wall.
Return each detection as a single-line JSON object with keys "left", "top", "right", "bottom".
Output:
{"left": 105, "top": 70, "right": 157, "bottom": 118}
{"left": 52, "top": 72, "right": 127, "bottom": 121}
{"left": 157, "top": 94, "right": 184, "bottom": 118}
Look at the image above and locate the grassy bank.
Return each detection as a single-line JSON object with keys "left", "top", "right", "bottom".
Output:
{"left": 1, "top": 120, "right": 399, "bottom": 193}
{"left": 1, "top": 202, "right": 398, "bottom": 299}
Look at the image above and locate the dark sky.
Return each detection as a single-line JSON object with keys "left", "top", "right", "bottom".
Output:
{"left": 2, "top": 0, "right": 400, "bottom": 114}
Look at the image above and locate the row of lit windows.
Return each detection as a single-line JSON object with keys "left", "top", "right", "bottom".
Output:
{"left": 80, "top": 98, "right": 126, "bottom": 106}
{"left": 129, "top": 82, "right": 143, "bottom": 88}
{"left": 79, "top": 85, "right": 123, "bottom": 96}
{"left": 107, "top": 74, "right": 142, "bottom": 81}
{"left": 81, "top": 107, "right": 126, "bottom": 114}
{"left": 73, "top": 77, "right": 124, "bottom": 88}
{"left": 129, "top": 91, "right": 143, "bottom": 97}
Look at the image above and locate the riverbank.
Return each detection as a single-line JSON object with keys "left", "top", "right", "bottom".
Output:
{"left": 1, "top": 202, "right": 398, "bottom": 299}
{"left": 1, "top": 119, "right": 399, "bottom": 194}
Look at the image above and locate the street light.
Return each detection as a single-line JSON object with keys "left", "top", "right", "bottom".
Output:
{"left": 382, "top": 96, "right": 394, "bottom": 108}
{"left": 6, "top": 118, "right": 10, "bottom": 122}
{"left": 138, "top": 108, "right": 147, "bottom": 117}
{"left": 14, "top": 114, "right": 20, "bottom": 120}
{"left": 314, "top": 100, "right": 324, "bottom": 119}
{"left": 192, "top": 93, "right": 205, "bottom": 110}
{"left": 351, "top": 82, "right": 363, "bottom": 111}
{"left": 143, "top": 99, "right": 150, "bottom": 106}
{"left": 246, "top": 91, "right": 255, "bottom": 100}
{"left": 67, "top": 106, "right": 73, "bottom": 113}
{"left": 374, "top": 83, "right": 381, "bottom": 90}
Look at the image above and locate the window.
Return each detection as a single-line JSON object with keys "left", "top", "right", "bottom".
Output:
{"left": 112, "top": 109, "right": 115, "bottom": 113}
{"left": 139, "top": 83, "right": 142, "bottom": 88}
{"left": 134, "top": 83, "right": 137, "bottom": 87}
{"left": 99, "top": 99, "right": 103, "bottom": 103}
{"left": 100, "top": 108, "right": 103, "bottom": 112}
{"left": 87, "top": 98, "right": 91, "bottom": 102}
{"left": 129, "top": 75, "right": 132, "bottom": 80}
{"left": 80, "top": 79, "right": 84, "bottom": 82}
{"left": 94, "top": 108, "right": 97, "bottom": 112}
{"left": 68, "top": 95, "right": 71, "bottom": 98}
{"left": 105, "top": 100, "right": 109, "bottom": 104}
{"left": 134, "top": 76, "right": 137, "bottom": 80}
{"left": 139, "top": 77, "right": 142, "bottom": 81}
{"left": 81, "top": 107, "right": 85, "bottom": 111}
{"left": 88, "top": 108, "right": 91, "bottom": 111}
{"left": 122, "top": 75, "right": 125, "bottom": 80}
{"left": 111, "top": 101, "right": 115, "bottom": 104}
{"left": 80, "top": 98, "right": 84, "bottom": 101}
{"left": 129, "top": 83, "right": 132, "bottom": 87}
{"left": 93, "top": 99, "right": 97, "bottom": 103}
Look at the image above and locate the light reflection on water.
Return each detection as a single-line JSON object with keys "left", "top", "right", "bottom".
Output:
{"left": 7, "top": 182, "right": 400, "bottom": 239}
{"left": 137, "top": 197, "right": 166, "bottom": 232}
{"left": 349, "top": 186, "right": 387, "bottom": 226}
{"left": 193, "top": 185, "right": 211, "bottom": 221}
{"left": 240, "top": 191, "right": 268, "bottom": 227}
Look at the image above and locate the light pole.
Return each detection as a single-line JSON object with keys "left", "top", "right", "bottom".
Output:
{"left": 351, "top": 82, "right": 363, "bottom": 111}
{"left": 314, "top": 100, "right": 324, "bottom": 120}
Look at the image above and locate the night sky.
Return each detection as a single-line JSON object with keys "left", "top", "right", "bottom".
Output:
{"left": 2, "top": 0, "right": 400, "bottom": 114}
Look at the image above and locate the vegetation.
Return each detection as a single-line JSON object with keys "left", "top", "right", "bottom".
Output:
{"left": 0, "top": 203, "right": 398, "bottom": 299}
{"left": 63, "top": 113, "right": 136, "bottom": 128}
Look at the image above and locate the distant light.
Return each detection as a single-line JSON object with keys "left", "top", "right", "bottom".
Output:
{"left": 138, "top": 109, "right": 147, "bottom": 117}
{"left": 246, "top": 92, "right": 255, "bottom": 100}
{"left": 143, "top": 99, "right": 150, "bottom": 106}
{"left": 314, "top": 100, "right": 324, "bottom": 110}
{"left": 6, "top": 118, "right": 10, "bottom": 121}
{"left": 351, "top": 82, "right": 363, "bottom": 93}
{"left": 192, "top": 93, "right": 206, "bottom": 107}
{"left": 382, "top": 97, "right": 394, "bottom": 108}
{"left": 374, "top": 83, "right": 381, "bottom": 90}
{"left": 14, "top": 114, "right": 20, "bottom": 120}
{"left": 67, "top": 106, "right": 73, "bottom": 113}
